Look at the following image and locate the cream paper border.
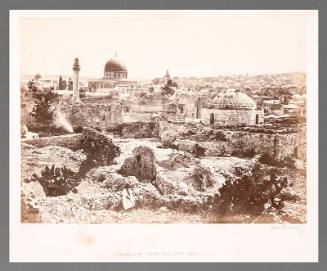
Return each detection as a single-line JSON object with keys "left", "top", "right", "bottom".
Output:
{"left": 10, "top": 10, "right": 318, "bottom": 262}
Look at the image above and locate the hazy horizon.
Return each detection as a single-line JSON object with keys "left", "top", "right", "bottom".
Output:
{"left": 20, "top": 11, "right": 312, "bottom": 79}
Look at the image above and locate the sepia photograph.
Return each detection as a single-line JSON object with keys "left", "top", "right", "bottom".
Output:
{"left": 18, "top": 11, "right": 310, "bottom": 224}
{"left": 10, "top": 10, "right": 318, "bottom": 262}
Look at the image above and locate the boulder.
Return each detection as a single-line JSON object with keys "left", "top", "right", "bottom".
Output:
{"left": 118, "top": 146, "right": 157, "bottom": 182}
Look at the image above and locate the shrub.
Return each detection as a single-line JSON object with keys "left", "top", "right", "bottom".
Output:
{"left": 79, "top": 135, "right": 121, "bottom": 177}
{"left": 32, "top": 165, "right": 79, "bottom": 197}
{"left": 190, "top": 166, "right": 213, "bottom": 191}
{"left": 213, "top": 164, "right": 289, "bottom": 215}
{"left": 29, "top": 81, "right": 58, "bottom": 135}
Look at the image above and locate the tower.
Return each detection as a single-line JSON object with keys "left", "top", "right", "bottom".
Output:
{"left": 164, "top": 69, "right": 170, "bottom": 84}
{"left": 72, "top": 57, "right": 80, "bottom": 103}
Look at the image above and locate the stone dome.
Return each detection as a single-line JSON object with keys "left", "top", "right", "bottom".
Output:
{"left": 104, "top": 58, "right": 127, "bottom": 72}
{"left": 212, "top": 88, "right": 256, "bottom": 110}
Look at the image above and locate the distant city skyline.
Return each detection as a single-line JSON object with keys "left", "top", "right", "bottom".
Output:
{"left": 20, "top": 11, "right": 313, "bottom": 79}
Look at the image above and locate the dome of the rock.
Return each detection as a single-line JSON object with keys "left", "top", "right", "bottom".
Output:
{"left": 103, "top": 57, "right": 128, "bottom": 79}
{"left": 104, "top": 58, "right": 127, "bottom": 73}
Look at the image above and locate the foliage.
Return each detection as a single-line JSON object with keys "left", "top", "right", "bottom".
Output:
{"left": 259, "top": 154, "right": 296, "bottom": 168}
{"left": 29, "top": 81, "right": 58, "bottom": 134}
{"left": 161, "top": 85, "right": 175, "bottom": 97}
{"left": 212, "top": 164, "right": 289, "bottom": 215}
{"left": 79, "top": 135, "right": 121, "bottom": 177}
{"left": 58, "top": 76, "right": 67, "bottom": 90}
{"left": 34, "top": 74, "right": 42, "bottom": 80}
{"left": 68, "top": 78, "right": 73, "bottom": 90}
{"left": 79, "top": 87, "right": 87, "bottom": 98}
{"left": 32, "top": 165, "right": 79, "bottom": 197}
{"left": 190, "top": 166, "right": 213, "bottom": 191}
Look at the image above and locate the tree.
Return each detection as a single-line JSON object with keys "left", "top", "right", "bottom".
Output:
{"left": 68, "top": 78, "right": 73, "bottom": 90}
{"left": 58, "top": 76, "right": 63, "bottom": 90}
{"left": 34, "top": 74, "right": 42, "bottom": 80}
{"left": 29, "top": 80, "right": 58, "bottom": 135}
{"left": 161, "top": 85, "right": 175, "bottom": 97}
{"left": 62, "top": 79, "right": 67, "bottom": 90}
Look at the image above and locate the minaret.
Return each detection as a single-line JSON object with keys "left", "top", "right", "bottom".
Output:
{"left": 72, "top": 57, "right": 80, "bottom": 103}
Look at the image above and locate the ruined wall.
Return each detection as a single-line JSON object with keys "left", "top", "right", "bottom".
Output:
{"left": 70, "top": 102, "right": 123, "bottom": 130}
{"left": 159, "top": 121, "right": 306, "bottom": 162}
{"left": 123, "top": 112, "right": 156, "bottom": 123}
{"left": 21, "top": 133, "right": 83, "bottom": 149}
{"left": 120, "top": 122, "right": 159, "bottom": 138}
{"left": 222, "top": 129, "right": 305, "bottom": 161}
{"left": 175, "top": 130, "right": 305, "bottom": 161}
{"left": 201, "top": 108, "right": 264, "bottom": 126}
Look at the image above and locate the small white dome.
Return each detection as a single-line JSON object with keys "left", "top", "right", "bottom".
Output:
{"left": 211, "top": 88, "right": 256, "bottom": 110}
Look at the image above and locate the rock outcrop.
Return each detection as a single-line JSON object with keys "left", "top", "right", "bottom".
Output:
{"left": 118, "top": 146, "right": 157, "bottom": 182}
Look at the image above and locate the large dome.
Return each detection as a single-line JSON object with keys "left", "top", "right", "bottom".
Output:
{"left": 212, "top": 88, "right": 256, "bottom": 110}
{"left": 104, "top": 58, "right": 127, "bottom": 72}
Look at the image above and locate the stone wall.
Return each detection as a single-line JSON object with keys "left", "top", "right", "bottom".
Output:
{"left": 70, "top": 102, "right": 123, "bottom": 130}
{"left": 159, "top": 121, "right": 306, "bottom": 162}
{"left": 21, "top": 133, "right": 83, "bottom": 149}
{"left": 120, "top": 122, "right": 159, "bottom": 138}
{"left": 201, "top": 108, "right": 264, "bottom": 126}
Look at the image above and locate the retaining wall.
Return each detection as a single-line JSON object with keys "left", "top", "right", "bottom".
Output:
{"left": 21, "top": 133, "right": 83, "bottom": 149}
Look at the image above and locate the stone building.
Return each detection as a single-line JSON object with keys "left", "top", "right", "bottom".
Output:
{"left": 263, "top": 99, "right": 283, "bottom": 116}
{"left": 88, "top": 56, "right": 136, "bottom": 93}
{"left": 200, "top": 88, "right": 264, "bottom": 126}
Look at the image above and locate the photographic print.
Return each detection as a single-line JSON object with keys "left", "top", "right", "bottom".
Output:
{"left": 10, "top": 10, "right": 318, "bottom": 262}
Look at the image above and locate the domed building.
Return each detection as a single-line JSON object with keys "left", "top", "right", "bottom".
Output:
{"left": 200, "top": 88, "right": 264, "bottom": 126}
{"left": 88, "top": 55, "right": 136, "bottom": 93}
{"left": 104, "top": 58, "right": 128, "bottom": 79}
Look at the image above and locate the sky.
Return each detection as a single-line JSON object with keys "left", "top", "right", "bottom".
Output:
{"left": 19, "top": 11, "right": 314, "bottom": 80}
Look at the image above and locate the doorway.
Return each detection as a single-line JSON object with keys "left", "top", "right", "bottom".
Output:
{"left": 210, "top": 113, "right": 215, "bottom": 125}
{"left": 255, "top": 114, "right": 259, "bottom": 124}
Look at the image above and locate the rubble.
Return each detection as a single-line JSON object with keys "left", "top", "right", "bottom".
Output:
{"left": 157, "top": 151, "right": 199, "bottom": 170}
{"left": 21, "top": 143, "right": 86, "bottom": 178}
{"left": 87, "top": 167, "right": 139, "bottom": 192}
{"left": 21, "top": 129, "right": 306, "bottom": 223}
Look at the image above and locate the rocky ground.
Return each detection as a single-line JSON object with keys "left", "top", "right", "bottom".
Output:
{"left": 21, "top": 137, "right": 306, "bottom": 224}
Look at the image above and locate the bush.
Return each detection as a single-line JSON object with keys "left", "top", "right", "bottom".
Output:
{"left": 259, "top": 154, "right": 296, "bottom": 168}
{"left": 32, "top": 165, "right": 79, "bottom": 197}
{"left": 190, "top": 166, "right": 213, "bottom": 191}
{"left": 79, "top": 135, "right": 121, "bottom": 177}
{"left": 213, "top": 164, "right": 289, "bottom": 215}
{"left": 29, "top": 81, "right": 58, "bottom": 135}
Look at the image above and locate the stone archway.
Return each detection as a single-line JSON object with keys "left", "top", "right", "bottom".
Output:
{"left": 210, "top": 113, "right": 215, "bottom": 125}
